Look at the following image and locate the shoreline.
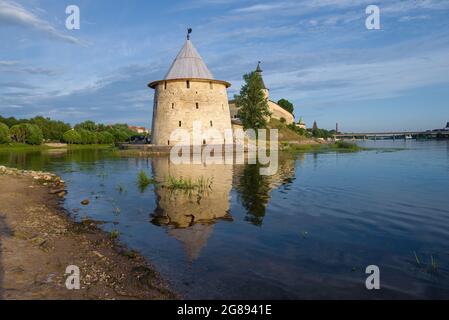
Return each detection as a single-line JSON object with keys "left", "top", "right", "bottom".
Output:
{"left": 0, "top": 166, "right": 176, "bottom": 300}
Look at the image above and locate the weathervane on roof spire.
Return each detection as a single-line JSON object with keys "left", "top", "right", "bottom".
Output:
{"left": 187, "top": 28, "right": 192, "bottom": 40}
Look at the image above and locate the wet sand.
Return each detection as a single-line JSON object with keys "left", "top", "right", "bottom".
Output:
{"left": 0, "top": 170, "right": 176, "bottom": 300}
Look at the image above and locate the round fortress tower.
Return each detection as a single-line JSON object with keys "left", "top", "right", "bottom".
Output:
{"left": 148, "top": 33, "right": 232, "bottom": 146}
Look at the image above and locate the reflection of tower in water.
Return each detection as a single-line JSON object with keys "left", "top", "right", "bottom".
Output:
{"left": 150, "top": 157, "right": 233, "bottom": 261}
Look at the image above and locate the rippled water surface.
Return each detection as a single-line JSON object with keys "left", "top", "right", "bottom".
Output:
{"left": 1, "top": 140, "right": 449, "bottom": 299}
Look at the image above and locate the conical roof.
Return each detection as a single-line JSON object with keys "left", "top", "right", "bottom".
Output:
{"left": 255, "top": 61, "right": 267, "bottom": 89}
{"left": 164, "top": 40, "right": 214, "bottom": 80}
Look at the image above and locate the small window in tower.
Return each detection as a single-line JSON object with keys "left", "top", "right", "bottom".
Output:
{"left": 222, "top": 104, "right": 224, "bottom": 110}
{"left": 179, "top": 121, "right": 182, "bottom": 127}
{"left": 164, "top": 82, "right": 167, "bottom": 90}
{"left": 210, "top": 121, "right": 213, "bottom": 127}
{"left": 168, "top": 140, "right": 170, "bottom": 145}
{"left": 186, "top": 80, "right": 190, "bottom": 89}
{"left": 209, "top": 82, "right": 213, "bottom": 89}
{"left": 203, "top": 139, "right": 206, "bottom": 145}
{"left": 172, "top": 103, "right": 175, "bottom": 109}
{"left": 196, "top": 103, "right": 199, "bottom": 109}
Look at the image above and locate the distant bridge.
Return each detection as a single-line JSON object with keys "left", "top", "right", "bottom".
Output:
{"left": 334, "top": 130, "right": 449, "bottom": 140}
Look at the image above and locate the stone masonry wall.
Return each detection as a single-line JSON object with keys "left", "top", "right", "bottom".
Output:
{"left": 151, "top": 80, "right": 232, "bottom": 146}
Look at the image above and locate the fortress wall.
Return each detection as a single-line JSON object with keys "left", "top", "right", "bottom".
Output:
{"left": 229, "top": 100, "right": 295, "bottom": 125}
{"left": 151, "top": 80, "right": 232, "bottom": 146}
{"left": 268, "top": 101, "right": 295, "bottom": 124}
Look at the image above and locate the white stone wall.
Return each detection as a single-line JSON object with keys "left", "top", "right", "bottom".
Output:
{"left": 151, "top": 80, "right": 232, "bottom": 146}
{"left": 229, "top": 100, "right": 295, "bottom": 125}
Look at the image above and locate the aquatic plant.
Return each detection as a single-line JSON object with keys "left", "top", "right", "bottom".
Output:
{"left": 413, "top": 251, "right": 421, "bottom": 266}
{"left": 110, "top": 229, "right": 119, "bottom": 239}
{"left": 195, "top": 176, "right": 213, "bottom": 193}
{"left": 334, "top": 140, "right": 361, "bottom": 151}
{"left": 116, "top": 184, "right": 126, "bottom": 193}
{"left": 166, "top": 176, "right": 213, "bottom": 193}
{"left": 137, "top": 170, "right": 157, "bottom": 192}
{"left": 166, "top": 176, "right": 195, "bottom": 190}
{"left": 430, "top": 255, "right": 438, "bottom": 271}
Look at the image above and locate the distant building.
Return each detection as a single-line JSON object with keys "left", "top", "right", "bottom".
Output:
{"left": 295, "top": 119, "right": 306, "bottom": 130}
{"left": 446, "top": 122, "right": 449, "bottom": 129}
{"left": 128, "top": 126, "right": 149, "bottom": 134}
{"left": 229, "top": 62, "right": 295, "bottom": 126}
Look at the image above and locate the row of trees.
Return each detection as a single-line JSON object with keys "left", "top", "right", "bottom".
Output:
{"left": 0, "top": 115, "right": 70, "bottom": 142}
{"left": 0, "top": 116, "right": 141, "bottom": 145}
{"left": 0, "top": 122, "right": 44, "bottom": 145}
{"left": 63, "top": 121, "right": 139, "bottom": 145}
{"left": 310, "top": 121, "right": 336, "bottom": 139}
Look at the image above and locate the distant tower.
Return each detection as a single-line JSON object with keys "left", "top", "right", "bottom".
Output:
{"left": 148, "top": 30, "right": 232, "bottom": 146}
{"left": 336, "top": 123, "right": 339, "bottom": 134}
{"left": 446, "top": 122, "right": 449, "bottom": 129}
{"left": 255, "top": 61, "right": 269, "bottom": 99}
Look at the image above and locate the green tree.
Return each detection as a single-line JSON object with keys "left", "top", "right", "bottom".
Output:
{"left": 30, "top": 116, "right": 70, "bottom": 141}
{"left": 77, "top": 129, "right": 96, "bottom": 144}
{"left": 10, "top": 123, "right": 43, "bottom": 145}
{"left": 10, "top": 124, "right": 28, "bottom": 143}
{"left": 63, "top": 130, "right": 82, "bottom": 144}
{"left": 25, "top": 124, "right": 44, "bottom": 145}
{"left": 0, "top": 123, "right": 10, "bottom": 144}
{"left": 234, "top": 71, "right": 271, "bottom": 131}
{"left": 75, "top": 120, "right": 97, "bottom": 132}
{"left": 277, "top": 99, "right": 294, "bottom": 115}
{"left": 97, "top": 131, "right": 115, "bottom": 144}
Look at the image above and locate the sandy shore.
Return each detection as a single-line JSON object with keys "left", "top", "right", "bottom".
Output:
{"left": 0, "top": 167, "right": 176, "bottom": 300}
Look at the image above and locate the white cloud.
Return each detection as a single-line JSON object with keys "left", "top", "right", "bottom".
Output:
{"left": 264, "top": 48, "right": 449, "bottom": 105}
{"left": 0, "top": 0, "right": 84, "bottom": 45}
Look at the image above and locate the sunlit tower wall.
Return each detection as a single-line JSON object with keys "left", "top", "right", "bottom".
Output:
{"left": 148, "top": 35, "right": 232, "bottom": 146}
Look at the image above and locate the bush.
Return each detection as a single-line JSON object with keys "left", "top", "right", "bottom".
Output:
{"left": 25, "top": 124, "right": 43, "bottom": 145}
{"left": 109, "top": 128, "right": 130, "bottom": 143}
{"left": 10, "top": 124, "right": 28, "bottom": 143}
{"left": 0, "top": 122, "right": 10, "bottom": 144}
{"left": 77, "top": 129, "right": 96, "bottom": 144}
{"left": 63, "top": 129, "right": 82, "bottom": 144}
{"left": 97, "top": 131, "right": 115, "bottom": 144}
{"left": 9, "top": 123, "right": 43, "bottom": 145}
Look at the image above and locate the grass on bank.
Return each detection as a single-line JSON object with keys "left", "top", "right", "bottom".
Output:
{"left": 281, "top": 140, "right": 363, "bottom": 153}
{"left": 0, "top": 143, "right": 49, "bottom": 152}
{"left": 0, "top": 143, "right": 114, "bottom": 153}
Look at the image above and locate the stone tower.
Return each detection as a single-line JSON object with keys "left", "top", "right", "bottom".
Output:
{"left": 148, "top": 33, "right": 232, "bottom": 146}
{"left": 255, "top": 61, "right": 269, "bottom": 99}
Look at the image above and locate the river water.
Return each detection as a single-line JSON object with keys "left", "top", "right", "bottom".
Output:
{"left": 1, "top": 140, "right": 449, "bottom": 299}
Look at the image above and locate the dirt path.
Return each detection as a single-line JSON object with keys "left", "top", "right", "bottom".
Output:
{"left": 0, "top": 172, "right": 176, "bottom": 300}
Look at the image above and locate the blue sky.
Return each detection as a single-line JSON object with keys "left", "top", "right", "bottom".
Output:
{"left": 1, "top": 0, "right": 449, "bottom": 132}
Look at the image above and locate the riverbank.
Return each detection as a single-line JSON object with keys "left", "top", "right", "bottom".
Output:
{"left": 0, "top": 143, "right": 114, "bottom": 153}
{"left": 0, "top": 166, "right": 175, "bottom": 300}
